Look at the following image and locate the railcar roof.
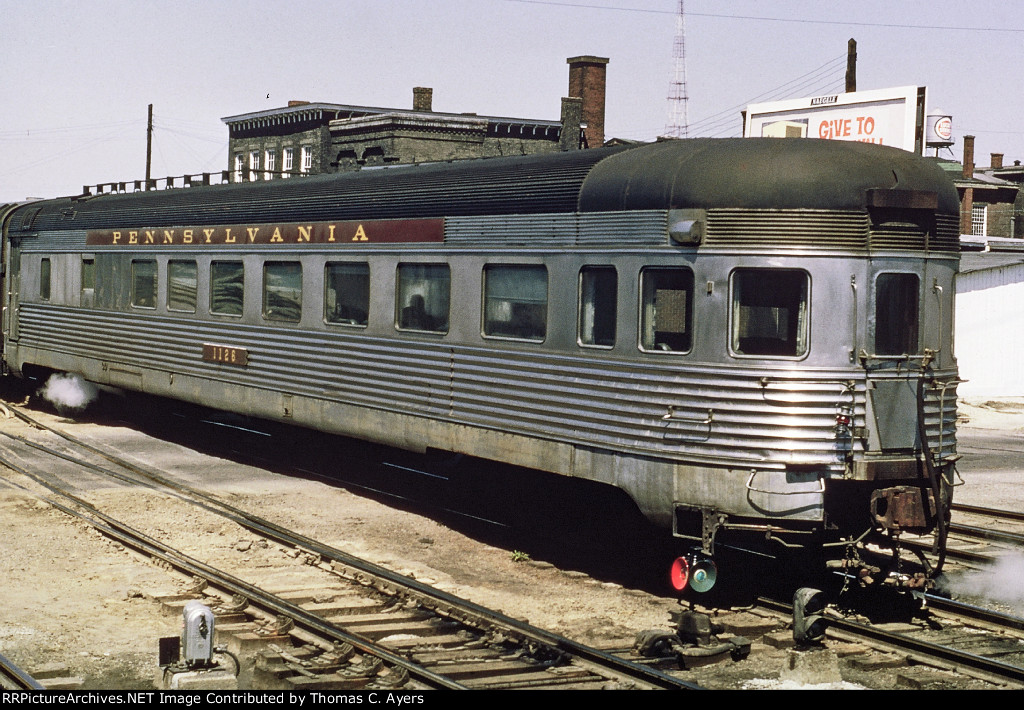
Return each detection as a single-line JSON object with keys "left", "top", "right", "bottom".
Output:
{"left": 579, "top": 138, "right": 961, "bottom": 215}
{"left": 7, "top": 139, "right": 959, "bottom": 232}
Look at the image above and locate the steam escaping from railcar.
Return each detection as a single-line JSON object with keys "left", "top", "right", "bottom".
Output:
{"left": 38, "top": 373, "right": 98, "bottom": 416}
{"left": 939, "top": 554, "right": 1024, "bottom": 615}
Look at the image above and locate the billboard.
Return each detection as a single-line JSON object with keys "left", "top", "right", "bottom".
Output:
{"left": 744, "top": 85, "right": 927, "bottom": 154}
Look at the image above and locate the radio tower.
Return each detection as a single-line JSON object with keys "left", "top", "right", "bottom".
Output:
{"left": 664, "top": 0, "right": 689, "bottom": 138}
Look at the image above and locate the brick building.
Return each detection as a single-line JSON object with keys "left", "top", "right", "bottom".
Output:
{"left": 223, "top": 56, "right": 610, "bottom": 180}
{"left": 942, "top": 135, "right": 1021, "bottom": 238}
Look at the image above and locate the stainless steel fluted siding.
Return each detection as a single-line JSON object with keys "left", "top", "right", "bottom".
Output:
{"left": 705, "top": 209, "right": 870, "bottom": 249}
{"left": 444, "top": 211, "right": 669, "bottom": 248}
{"left": 16, "top": 303, "right": 957, "bottom": 467}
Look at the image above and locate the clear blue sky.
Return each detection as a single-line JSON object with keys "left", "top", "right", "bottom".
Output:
{"left": 2, "top": 0, "right": 1021, "bottom": 202}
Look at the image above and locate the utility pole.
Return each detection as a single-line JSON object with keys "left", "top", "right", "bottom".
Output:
{"left": 146, "top": 104, "right": 153, "bottom": 189}
{"left": 845, "top": 39, "right": 857, "bottom": 93}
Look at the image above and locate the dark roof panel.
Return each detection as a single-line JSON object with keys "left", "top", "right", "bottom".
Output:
{"left": 12, "top": 139, "right": 960, "bottom": 234}
{"left": 578, "top": 138, "right": 961, "bottom": 215}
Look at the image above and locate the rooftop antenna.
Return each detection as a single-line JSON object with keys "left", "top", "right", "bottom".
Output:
{"left": 664, "top": 0, "right": 689, "bottom": 138}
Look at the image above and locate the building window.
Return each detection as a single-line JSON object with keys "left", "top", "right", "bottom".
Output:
{"left": 282, "top": 148, "right": 294, "bottom": 178}
{"left": 131, "top": 259, "right": 157, "bottom": 309}
{"left": 483, "top": 264, "right": 548, "bottom": 341}
{"left": 301, "top": 146, "right": 313, "bottom": 174}
{"left": 263, "top": 261, "right": 302, "bottom": 322}
{"left": 579, "top": 266, "right": 616, "bottom": 347}
{"left": 875, "top": 273, "right": 919, "bottom": 356}
{"left": 730, "top": 268, "right": 809, "bottom": 357}
{"left": 640, "top": 267, "right": 693, "bottom": 353}
{"left": 249, "top": 151, "right": 260, "bottom": 181}
{"left": 211, "top": 261, "right": 244, "bottom": 316}
{"left": 233, "top": 154, "right": 244, "bottom": 182}
{"left": 325, "top": 262, "right": 370, "bottom": 327}
{"left": 40, "top": 258, "right": 51, "bottom": 300}
{"left": 168, "top": 260, "right": 197, "bottom": 313}
{"left": 396, "top": 264, "right": 449, "bottom": 333}
{"left": 265, "top": 149, "right": 276, "bottom": 180}
{"left": 971, "top": 204, "right": 987, "bottom": 236}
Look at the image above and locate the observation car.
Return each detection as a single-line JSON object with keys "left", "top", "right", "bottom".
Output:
{"left": 0, "top": 138, "right": 961, "bottom": 589}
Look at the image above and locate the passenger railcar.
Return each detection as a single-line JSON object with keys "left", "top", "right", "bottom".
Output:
{"left": 0, "top": 139, "right": 961, "bottom": 588}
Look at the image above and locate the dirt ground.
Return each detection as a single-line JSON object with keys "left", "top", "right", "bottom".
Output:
{"left": 0, "top": 398, "right": 1021, "bottom": 690}
{"left": 0, "top": 404, "right": 691, "bottom": 690}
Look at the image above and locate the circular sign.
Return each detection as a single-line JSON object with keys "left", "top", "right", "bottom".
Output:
{"left": 934, "top": 116, "right": 952, "bottom": 141}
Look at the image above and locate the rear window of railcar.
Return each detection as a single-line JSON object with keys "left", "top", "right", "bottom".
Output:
{"left": 639, "top": 267, "right": 694, "bottom": 353}
{"left": 730, "top": 268, "right": 809, "bottom": 357}
{"left": 874, "top": 273, "right": 920, "bottom": 356}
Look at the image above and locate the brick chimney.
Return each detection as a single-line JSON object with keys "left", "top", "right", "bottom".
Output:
{"left": 963, "top": 134, "right": 975, "bottom": 178}
{"left": 567, "top": 56, "right": 609, "bottom": 147}
{"left": 991, "top": 152, "right": 1004, "bottom": 169}
{"left": 413, "top": 87, "right": 433, "bottom": 112}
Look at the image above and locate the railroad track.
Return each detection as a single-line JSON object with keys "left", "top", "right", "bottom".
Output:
{"left": 0, "top": 403, "right": 700, "bottom": 691}
{"left": 950, "top": 503, "right": 1024, "bottom": 548}
{"left": 751, "top": 590, "right": 1024, "bottom": 689}
{"left": 0, "top": 652, "right": 43, "bottom": 690}
{"left": 894, "top": 502, "right": 1024, "bottom": 568}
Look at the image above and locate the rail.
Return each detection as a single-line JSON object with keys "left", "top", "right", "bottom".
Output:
{"left": 0, "top": 405, "right": 702, "bottom": 691}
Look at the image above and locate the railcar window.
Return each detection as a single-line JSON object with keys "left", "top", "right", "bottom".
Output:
{"left": 167, "top": 260, "right": 197, "bottom": 313}
{"left": 81, "top": 259, "right": 95, "bottom": 292}
{"left": 263, "top": 262, "right": 302, "bottom": 322}
{"left": 579, "top": 266, "right": 616, "bottom": 347}
{"left": 396, "top": 264, "right": 450, "bottom": 334}
{"left": 730, "top": 269, "right": 809, "bottom": 357}
{"left": 483, "top": 265, "right": 548, "bottom": 341}
{"left": 131, "top": 260, "right": 157, "bottom": 309}
{"left": 325, "top": 262, "right": 370, "bottom": 327}
{"left": 81, "top": 258, "right": 95, "bottom": 308}
{"left": 40, "top": 258, "right": 51, "bottom": 301}
{"left": 640, "top": 267, "right": 693, "bottom": 352}
{"left": 875, "top": 273, "right": 919, "bottom": 355}
{"left": 211, "top": 261, "right": 244, "bottom": 316}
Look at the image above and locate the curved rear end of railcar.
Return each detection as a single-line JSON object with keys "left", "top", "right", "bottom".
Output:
{"left": 576, "top": 139, "right": 961, "bottom": 578}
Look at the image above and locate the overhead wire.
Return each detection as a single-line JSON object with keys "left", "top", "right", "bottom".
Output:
{"left": 498, "top": 0, "right": 1024, "bottom": 33}
{"left": 685, "top": 54, "right": 846, "bottom": 136}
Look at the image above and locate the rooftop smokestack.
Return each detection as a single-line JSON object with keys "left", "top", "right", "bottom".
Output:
{"left": 567, "top": 56, "right": 609, "bottom": 147}
{"left": 991, "top": 152, "right": 1004, "bottom": 169}
{"left": 413, "top": 87, "right": 433, "bottom": 112}
{"left": 963, "top": 135, "right": 975, "bottom": 178}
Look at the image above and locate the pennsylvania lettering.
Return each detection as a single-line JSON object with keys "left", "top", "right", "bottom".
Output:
{"left": 86, "top": 218, "right": 444, "bottom": 246}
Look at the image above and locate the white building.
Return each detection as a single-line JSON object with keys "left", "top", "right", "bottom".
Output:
{"left": 955, "top": 242, "right": 1024, "bottom": 398}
